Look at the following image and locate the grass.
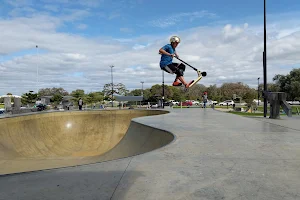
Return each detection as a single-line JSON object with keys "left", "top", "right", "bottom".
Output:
{"left": 0, "top": 104, "right": 4, "bottom": 109}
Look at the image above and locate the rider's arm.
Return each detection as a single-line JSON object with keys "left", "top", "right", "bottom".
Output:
{"left": 159, "top": 48, "right": 173, "bottom": 56}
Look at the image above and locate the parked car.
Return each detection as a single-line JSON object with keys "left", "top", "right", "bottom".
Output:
{"left": 219, "top": 100, "right": 235, "bottom": 106}
{"left": 36, "top": 104, "right": 47, "bottom": 111}
{"left": 290, "top": 101, "right": 300, "bottom": 105}
{"left": 168, "top": 100, "right": 179, "bottom": 105}
{"left": 180, "top": 101, "right": 193, "bottom": 107}
{"left": 189, "top": 100, "right": 200, "bottom": 105}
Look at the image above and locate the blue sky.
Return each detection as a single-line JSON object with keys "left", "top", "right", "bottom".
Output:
{"left": 1, "top": 0, "right": 300, "bottom": 95}
{"left": 2, "top": 0, "right": 300, "bottom": 38}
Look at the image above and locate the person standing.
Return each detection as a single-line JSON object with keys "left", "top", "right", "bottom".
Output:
{"left": 78, "top": 98, "right": 83, "bottom": 110}
{"left": 202, "top": 92, "right": 208, "bottom": 108}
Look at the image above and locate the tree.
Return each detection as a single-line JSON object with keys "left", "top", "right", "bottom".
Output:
{"left": 21, "top": 91, "right": 38, "bottom": 105}
{"left": 86, "top": 92, "right": 104, "bottom": 104}
{"left": 102, "top": 83, "right": 129, "bottom": 99}
{"left": 70, "top": 89, "right": 85, "bottom": 99}
{"left": 273, "top": 68, "right": 300, "bottom": 100}
{"left": 220, "top": 82, "right": 251, "bottom": 101}
{"left": 185, "top": 84, "right": 206, "bottom": 100}
{"left": 39, "top": 87, "right": 69, "bottom": 96}
{"left": 206, "top": 84, "right": 222, "bottom": 102}
{"left": 51, "top": 94, "right": 63, "bottom": 105}
{"left": 169, "top": 87, "right": 185, "bottom": 102}
{"left": 128, "top": 89, "right": 142, "bottom": 96}
{"left": 242, "top": 88, "right": 257, "bottom": 106}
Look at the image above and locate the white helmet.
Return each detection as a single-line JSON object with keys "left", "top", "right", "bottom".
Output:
{"left": 170, "top": 36, "right": 180, "bottom": 43}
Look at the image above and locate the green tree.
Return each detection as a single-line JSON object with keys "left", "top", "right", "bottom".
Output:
{"left": 169, "top": 87, "right": 185, "bottom": 102}
{"left": 70, "top": 89, "right": 85, "bottom": 99}
{"left": 102, "top": 83, "right": 129, "bottom": 99}
{"left": 51, "top": 94, "right": 63, "bottom": 105}
{"left": 39, "top": 87, "right": 69, "bottom": 96}
{"left": 206, "top": 84, "right": 222, "bottom": 102}
{"left": 220, "top": 82, "right": 251, "bottom": 101}
{"left": 128, "top": 89, "right": 142, "bottom": 96}
{"left": 86, "top": 92, "right": 104, "bottom": 104}
{"left": 185, "top": 84, "right": 207, "bottom": 100}
{"left": 21, "top": 91, "right": 38, "bottom": 105}
{"left": 242, "top": 88, "right": 257, "bottom": 106}
{"left": 273, "top": 68, "right": 300, "bottom": 100}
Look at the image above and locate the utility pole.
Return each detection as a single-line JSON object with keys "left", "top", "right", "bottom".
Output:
{"left": 263, "top": 0, "right": 268, "bottom": 118}
{"left": 257, "top": 77, "right": 260, "bottom": 106}
{"left": 110, "top": 65, "right": 114, "bottom": 107}
{"left": 140, "top": 81, "right": 144, "bottom": 97}
{"left": 36, "top": 45, "right": 39, "bottom": 95}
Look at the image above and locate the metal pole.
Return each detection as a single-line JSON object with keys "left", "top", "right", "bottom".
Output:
{"left": 141, "top": 81, "right": 144, "bottom": 97}
{"left": 263, "top": 0, "right": 267, "bottom": 118}
{"left": 36, "top": 45, "right": 39, "bottom": 95}
{"left": 162, "top": 70, "right": 164, "bottom": 108}
{"left": 258, "top": 77, "right": 260, "bottom": 106}
{"left": 110, "top": 65, "right": 114, "bottom": 107}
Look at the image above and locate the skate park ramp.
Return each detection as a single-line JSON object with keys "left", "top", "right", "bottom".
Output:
{"left": 0, "top": 110, "right": 173, "bottom": 175}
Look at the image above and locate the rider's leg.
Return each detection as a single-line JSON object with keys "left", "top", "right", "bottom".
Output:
{"left": 174, "top": 64, "right": 193, "bottom": 87}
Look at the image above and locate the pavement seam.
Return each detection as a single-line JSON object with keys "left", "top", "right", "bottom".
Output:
{"left": 110, "top": 158, "right": 133, "bottom": 200}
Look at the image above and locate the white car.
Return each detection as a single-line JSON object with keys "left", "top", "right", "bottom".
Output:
{"left": 168, "top": 100, "right": 179, "bottom": 105}
{"left": 219, "top": 100, "right": 235, "bottom": 106}
{"left": 188, "top": 100, "right": 200, "bottom": 105}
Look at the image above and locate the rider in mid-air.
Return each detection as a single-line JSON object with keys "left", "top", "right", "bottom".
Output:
{"left": 159, "top": 36, "right": 193, "bottom": 88}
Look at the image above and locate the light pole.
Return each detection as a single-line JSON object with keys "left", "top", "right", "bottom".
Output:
{"left": 257, "top": 77, "right": 260, "bottom": 106}
{"left": 110, "top": 65, "right": 114, "bottom": 107}
{"left": 263, "top": 0, "right": 268, "bottom": 118}
{"left": 36, "top": 45, "right": 39, "bottom": 95}
{"left": 140, "top": 81, "right": 144, "bottom": 97}
{"left": 162, "top": 70, "right": 164, "bottom": 108}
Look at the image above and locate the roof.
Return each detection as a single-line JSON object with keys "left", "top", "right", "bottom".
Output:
{"left": 114, "top": 96, "right": 143, "bottom": 101}
{"left": 0, "top": 95, "right": 21, "bottom": 98}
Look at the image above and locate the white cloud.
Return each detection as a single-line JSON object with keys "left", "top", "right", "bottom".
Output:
{"left": 150, "top": 11, "right": 217, "bottom": 28}
{"left": 1, "top": 11, "right": 300, "bottom": 95}
{"left": 61, "top": 9, "right": 91, "bottom": 22}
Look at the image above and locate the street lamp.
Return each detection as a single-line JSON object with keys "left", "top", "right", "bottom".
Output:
{"left": 162, "top": 70, "right": 164, "bottom": 108}
{"left": 257, "top": 77, "right": 260, "bottom": 106}
{"left": 36, "top": 45, "right": 39, "bottom": 95}
{"left": 263, "top": 0, "right": 268, "bottom": 118}
{"left": 140, "top": 81, "right": 144, "bottom": 97}
{"left": 110, "top": 65, "right": 114, "bottom": 107}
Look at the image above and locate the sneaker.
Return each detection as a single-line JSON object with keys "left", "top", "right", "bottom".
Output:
{"left": 172, "top": 81, "right": 182, "bottom": 86}
{"left": 185, "top": 80, "right": 194, "bottom": 88}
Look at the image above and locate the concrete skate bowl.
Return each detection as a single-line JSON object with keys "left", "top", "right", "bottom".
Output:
{"left": 0, "top": 110, "right": 174, "bottom": 175}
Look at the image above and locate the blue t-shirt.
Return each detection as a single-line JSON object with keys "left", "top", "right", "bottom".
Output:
{"left": 159, "top": 44, "right": 175, "bottom": 68}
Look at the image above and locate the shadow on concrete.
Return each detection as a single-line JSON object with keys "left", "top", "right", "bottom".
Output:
{"left": 0, "top": 168, "right": 143, "bottom": 200}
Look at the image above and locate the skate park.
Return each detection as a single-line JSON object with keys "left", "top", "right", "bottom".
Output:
{"left": 1, "top": 1, "right": 300, "bottom": 199}
{"left": 0, "top": 102, "right": 300, "bottom": 199}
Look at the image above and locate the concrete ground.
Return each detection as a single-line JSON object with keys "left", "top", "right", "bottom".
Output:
{"left": 0, "top": 108, "right": 300, "bottom": 200}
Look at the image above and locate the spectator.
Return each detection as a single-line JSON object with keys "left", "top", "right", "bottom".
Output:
{"left": 78, "top": 98, "right": 83, "bottom": 110}
{"left": 202, "top": 92, "right": 208, "bottom": 108}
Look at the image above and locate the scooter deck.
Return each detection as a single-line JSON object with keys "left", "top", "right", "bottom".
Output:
{"left": 188, "top": 70, "right": 205, "bottom": 88}
{"left": 188, "top": 76, "right": 203, "bottom": 88}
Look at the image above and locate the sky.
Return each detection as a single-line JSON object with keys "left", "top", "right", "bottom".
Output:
{"left": 1, "top": 0, "right": 300, "bottom": 95}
